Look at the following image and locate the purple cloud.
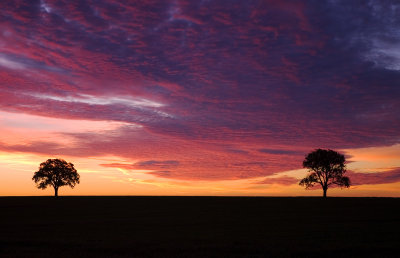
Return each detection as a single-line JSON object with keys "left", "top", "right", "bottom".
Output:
{"left": 348, "top": 169, "right": 400, "bottom": 186}
{"left": 0, "top": 0, "right": 399, "bottom": 183}
{"left": 256, "top": 176, "right": 299, "bottom": 186}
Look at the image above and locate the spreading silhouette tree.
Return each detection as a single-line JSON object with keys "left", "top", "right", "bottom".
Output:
{"left": 299, "top": 149, "right": 350, "bottom": 197}
{"left": 32, "top": 159, "right": 80, "bottom": 197}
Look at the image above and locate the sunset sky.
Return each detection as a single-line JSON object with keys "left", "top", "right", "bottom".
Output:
{"left": 0, "top": 0, "right": 399, "bottom": 196}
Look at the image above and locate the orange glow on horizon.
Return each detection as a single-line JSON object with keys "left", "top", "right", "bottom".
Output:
{"left": 0, "top": 111, "right": 399, "bottom": 197}
{"left": 0, "top": 148, "right": 399, "bottom": 197}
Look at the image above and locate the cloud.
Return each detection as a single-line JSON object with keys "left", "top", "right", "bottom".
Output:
{"left": 135, "top": 160, "right": 180, "bottom": 169}
{"left": 0, "top": 0, "right": 399, "bottom": 185}
{"left": 258, "top": 149, "right": 304, "bottom": 155}
{"left": 366, "top": 41, "right": 400, "bottom": 71}
{"left": 33, "top": 93, "right": 165, "bottom": 108}
{"left": 40, "top": 0, "right": 52, "bottom": 13}
{"left": 256, "top": 176, "right": 299, "bottom": 186}
{"left": 0, "top": 54, "right": 66, "bottom": 73}
{"left": 101, "top": 160, "right": 180, "bottom": 170}
{"left": 0, "top": 55, "right": 26, "bottom": 70}
{"left": 347, "top": 168, "right": 400, "bottom": 185}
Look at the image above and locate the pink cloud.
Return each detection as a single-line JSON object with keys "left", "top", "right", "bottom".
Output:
{"left": 0, "top": 0, "right": 399, "bottom": 189}
{"left": 347, "top": 169, "right": 400, "bottom": 186}
{"left": 256, "top": 176, "right": 299, "bottom": 186}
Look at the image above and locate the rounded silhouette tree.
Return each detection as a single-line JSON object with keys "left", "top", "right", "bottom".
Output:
{"left": 32, "top": 159, "right": 80, "bottom": 197}
{"left": 299, "top": 149, "right": 350, "bottom": 197}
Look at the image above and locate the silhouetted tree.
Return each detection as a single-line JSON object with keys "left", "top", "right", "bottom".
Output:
{"left": 32, "top": 159, "right": 80, "bottom": 197}
{"left": 299, "top": 149, "right": 350, "bottom": 198}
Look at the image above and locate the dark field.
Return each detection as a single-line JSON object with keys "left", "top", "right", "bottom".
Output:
{"left": 1, "top": 197, "right": 399, "bottom": 257}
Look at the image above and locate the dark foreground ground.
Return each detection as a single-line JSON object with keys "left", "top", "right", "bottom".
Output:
{"left": 1, "top": 197, "right": 399, "bottom": 257}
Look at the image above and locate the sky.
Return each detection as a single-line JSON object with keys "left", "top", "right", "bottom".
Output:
{"left": 0, "top": 0, "right": 399, "bottom": 196}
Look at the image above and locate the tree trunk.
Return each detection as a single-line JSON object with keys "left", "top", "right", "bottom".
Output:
{"left": 323, "top": 187, "right": 327, "bottom": 198}
{"left": 54, "top": 187, "right": 59, "bottom": 197}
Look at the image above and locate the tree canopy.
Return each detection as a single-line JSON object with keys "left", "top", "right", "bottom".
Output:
{"left": 32, "top": 158, "right": 80, "bottom": 197}
{"left": 299, "top": 149, "right": 350, "bottom": 197}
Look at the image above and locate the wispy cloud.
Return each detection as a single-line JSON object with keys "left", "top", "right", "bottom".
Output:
{"left": 0, "top": 0, "right": 399, "bottom": 194}
{"left": 32, "top": 93, "right": 165, "bottom": 108}
{"left": 256, "top": 176, "right": 299, "bottom": 186}
{"left": 348, "top": 168, "right": 400, "bottom": 185}
{"left": 0, "top": 55, "right": 26, "bottom": 70}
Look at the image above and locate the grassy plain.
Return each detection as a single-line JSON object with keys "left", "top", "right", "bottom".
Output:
{"left": 0, "top": 196, "right": 399, "bottom": 257}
